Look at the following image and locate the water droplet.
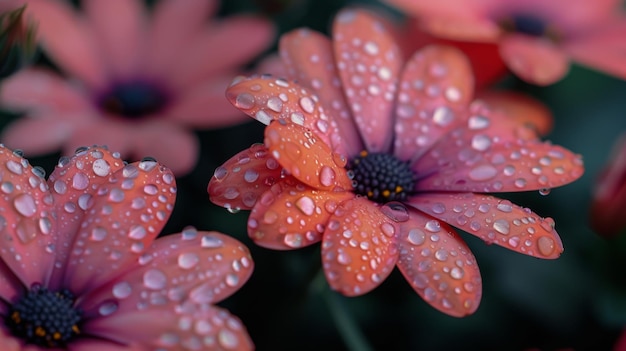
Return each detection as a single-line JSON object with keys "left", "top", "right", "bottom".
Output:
{"left": 468, "top": 115, "right": 489, "bottom": 129}
{"left": 431, "top": 202, "right": 446, "bottom": 214}
{"left": 319, "top": 166, "right": 336, "bottom": 187}
{"left": 98, "top": 301, "right": 118, "bottom": 316}
{"left": 92, "top": 159, "right": 111, "bottom": 177}
{"left": 72, "top": 172, "right": 89, "bottom": 190}
{"left": 337, "top": 251, "right": 352, "bottom": 265}
{"left": 112, "top": 281, "right": 132, "bottom": 299}
{"left": 471, "top": 134, "right": 491, "bottom": 151}
{"left": 143, "top": 269, "right": 167, "bottom": 290}
{"left": 284, "top": 233, "right": 303, "bottom": 248}
{"left": 539, "top": 188, "right": 551, "bottom": 196}
{"left": 243, "top": 169, "right": 259, "bottom": 183}
{"left": 201, "top": 235, "right": 224, "bottom": 248}
{"left": 493, "top": 219, "right": 510, "bottom": 235}
{"left": 218, "top": 329, "right": 239, "bottom": 349}
{"left": 468, "top": 165, "right": 497, "bottom": 181}
{"left": 225, "top": 273, "right": 239, "bottom": 287}
{"left": 381, "top": 202, "right": 410, "bottom": 222}
{"left": 424, "top": 220, "right": 441, "bottom": 232}
{"left": 143, "top": 184, "right": 158, "bottom": 195}
{"left": 13, "top": 194, "right": 36, "bottom": 217}
{"left": 178, "top": 252, "right": 199, "bottom": 269}
{"left": 407, "top": 228, "right": 425, "bottom": 245}
{"left": 128, "top": 225, "right": 147, "bottom": 240}
{"left": 295, "top": 196, "right": 315, "bottom": 216}
{"left": 235, "top": 93, "right": 255, "bottom": 109}
{"left": 435, "top": 249, "right": 448, "bottom": 261}
{"left": 537, "top": 236, "right": 555, "bottom": 256}
{"left": 432, "top": 106, "right": 455, "bottom": 126}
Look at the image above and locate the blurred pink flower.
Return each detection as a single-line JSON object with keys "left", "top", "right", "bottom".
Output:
{"left": 385, "top": 0, "right": 626, "bottom": 85}
{"left": 0, "top": 0, "right": 275, "bottom": 175}
{"left": 209, "top": 9, "right": 584, "bottom": 317}
{"left": 590, "top": 132, "right": 626, "bottom": 237}
{"left": 0, "top": 145, "right": 254, "bottom": 350}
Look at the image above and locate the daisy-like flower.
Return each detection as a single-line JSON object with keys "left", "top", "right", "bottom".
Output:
{"left": 0, "top": 145, "right": 254, "bottom": 350}
{"left": 209, "top": 9, "right": 584, "bottom": 317}
{"left": 0, "top": 0, "right": 275, "bottom": 175}
{"left": 590, "top": 132, "right": 626, "bottom": 237}
{"left": 384, "top": 0, "right": 626, "bottom": 85}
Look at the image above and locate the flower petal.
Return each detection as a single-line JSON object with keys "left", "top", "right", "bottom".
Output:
{"left": 0, "top": 146, "right": 57, "bottom": 287}
{"left": 477, "top": 90, "right": 553, "bottom": 137}
{"left": 226, "top": 75, "right": 339, "bottom": 149}
{"left": 248, "top": 180, "right": 353, "bottom": 250}
{"left": 396, "top": 207, "right": 482, "bottom": 317}
{"left": 79, "top": 230, "right": 253, "bottom": 313}
{"left": 62, "top": 158, "right": 176, "bottom": 296}
{"left": 332, "top": 9, "right": 402, "bottom": 153}
{"left": 408, "top": 192, "right": 564, "bottom": 259}
{"left": 169, "top": 15, "right": 275, "bottom": 89}
{"left": 46, "top": 146, "right": 127, "bottom": 290}
{"left": 0, "top": 68, "right": 91, "bottom": 111}
{"left": 83, "top": 0, "right": 147, "bottom": 78}
{"left": 208, "top": 143, "right": 284, "bottom": 212}
{"left": 84, "top": 303, "right": 252, "bottom": 351}
{"left": 394, "top": 45, "right": 474, "bottom": 161}
{"left": 1, "top": 115, "right": 73, "bottom": 156}
{"left": 24, "top": 0, "right": 107, "bottom": 88}
{"left": 499, "top": 34, "right": 569, "bottom": 86}
{"left": 412, "top": 109, "right": 584, "bottom": 193}
{"left": 279, "top": 28, "right": 363, "bottom": 156}
{"left": 0, "top": 260, "right": 23, "bottom": 306}
{"left": 264, "top": 119, "right": 352, "bottom": 191}
{"left": 79, "top": 231, "right": 253, "bottom": 350}
{"left": 321, "top": 197, "right": 399, "bottom": 296}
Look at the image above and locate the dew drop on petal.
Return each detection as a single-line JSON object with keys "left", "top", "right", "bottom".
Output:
{"left": 178, "top": 252, "right": 199, "bottom": 269}
{"left": 493, "top": 219, "right": 510, "bottom": 235}
{"left": 537, "top": 236, "right": 555, "bottom": 256}
{"left": 468, "top": 165, "right": 497, "bottom": 181}
{"left": 92, "top": 159, "right": 111, "bottom": 177}
{"left": 319, "top": 166, "right": 336, "bottom": 187}
{"left": 13, "top": 194, "right": 36, "bottom": 217}
{"left": 201, "top": 235, "right": 224, "bottom": 248}
{"left": 90, "top": 227, "right": 107, "bottom": 241}
{"left": 407, "top": 228, "right": 425, "bottom": 246}
{"left": 381, "top": 202, "right": 410, "bottom": 222}
{"left": 539, "top": 188, "right": 551, "bottom": 196}
{"left": 112, "top": 281, "right": 132, "bottom": 299}
{"left": 218, "top": 329, "right": 239, "bottom": 349}
{"left": 98, "top": 301, "right": 118, "bottom": 316}
{"left": 143, "top": 269, "right": 167, "bottom": 290}
{"left": 72, "top": 172, "right": 89, "bottom": 190}
{"left": 225, "top": 273, "right": 239, "bottom": 287}
{"left": 295, "top": 196, "right": 315, "bottom": 216}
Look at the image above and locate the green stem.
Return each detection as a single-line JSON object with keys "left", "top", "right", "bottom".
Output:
{"left": 312, "top": 271, "right": 374, "bottom": 351}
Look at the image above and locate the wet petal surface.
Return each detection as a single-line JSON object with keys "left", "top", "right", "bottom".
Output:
{"left": 332, "top": 9, "right": 402, "bottom": 153}
{"left": 208, "top": 143, "right": 284, "bottom": 212}
{"left": 264, "top": 119, "right": 352, "bottom": 191}
{"left": 396, "top": 207, "right": 482, "bottom": 317}
{"left": 408, "top": 192, "right": 563, "bottom": 258}
{"left": 248, "top": 181, "right": 353, "bottom": 250}
{"left": 321, "top": 197, "right": 399, "bottom": 296}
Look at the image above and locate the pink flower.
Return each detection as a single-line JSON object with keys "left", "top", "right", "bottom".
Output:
{"left": 0, "top": 0, "right": 275, "bottom": 175}
{"left": 0, "top": 145, "right": 254, "bottom": 350}
{"left": 590, "top": 132, "right": 626, "bottom": 237}
{"left": 384, "top": 0, "right": 626, "bottom": 85}
{"left": 208, "top": 9, "right": 584, "bottom": 317}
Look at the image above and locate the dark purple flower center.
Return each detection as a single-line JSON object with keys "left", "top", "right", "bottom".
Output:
{"left": 347, "top": 151, "right": 416, "bottom": 204}
{"left": 5, "top": 285, "right": 82, "bottom": 348}
{"left": 500, "top": 13, "right": 549, "bottom": 37}
{"left": 98, "top": 81, "right": 170, "bottom": 119}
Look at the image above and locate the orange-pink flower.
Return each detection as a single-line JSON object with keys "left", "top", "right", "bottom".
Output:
{"left": 0, "top": 0, "right": 275, "bottom": 175}
{"left": 0, "top": 145, "right": 254, "bottom": 350}
{"left": 208, "top": 9, "right": 584, "bottom": 317}
{"left": 385, "top": 0, "right": 626, "bottom": 85}
{"left": 590, "top": 132, "right": 626, "bottom": 237}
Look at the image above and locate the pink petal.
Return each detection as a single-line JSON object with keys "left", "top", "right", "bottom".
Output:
{"left": 384, "top": 0, "right": 492, "bottom": 21}
{"left": 66, "top": 120, "right": 198, "bottom": 176}
{"left": 499, "top": 34, "right": 569, "bottom": 85}
{"left": 165, "top": 73, "right": 249, "bottom": 128}
{"left": 69, "top": 340, "right": 141, "bottom": 351}
{"left": 279, "top": 28, "right": 363, "bottom": 156}
{"left": 23, "top": 0, "right": 107, "bottom": 89}
{"left": 396, "top": 207, "right": 482, "bottom": 317}
{"left": 46, "top": 146, "right": 127, "bottom": 290}
{"left": 83, "top": 0, "right": 147, "bottom": 78}
{"left": 145, "top": 0, "right": 218, "bottom": 76}
{"left": 226, "top": 75, "right": 341, "bottom": 155}
{"left": 0, "top": 69, "right": 91, "bottom": 111}
{"left": 1, "top": 115, "right": 73, "bottom": 156}
{"left": 565, "top": 18, "right": 626, "bottom": 80}
{"left": 247, "top": 180, "right": 353, "bottom": 250}
{"left": 408, "top": 192, "right": 564, "bottom": 258}
{"left": 264, "top": 119, "right": 352, "bottom": 191}
{"left": 169, "top": 16, "right": 275, "bottom": 89}
{"left": 0, "top": 328, "right": 37, "bottom": 351}
{"left": 79, "top": 230, "right": 253, "bottom": 312}
{"left": 80, "top": 231, "right": 253, "bottom": 350}
{"left": 412, "top": 108, "right": 584, "bottom": 193}
{"left": 332, "top": 9, "right": 402, "bottom": 153}
{"left": 421, "top": 17, "right": 501, "bottom": 42}
{"left": 477, "top": 90, "right": 553, "bottom": 137}
{"left": 394, "top": 45, "right": 474, "bottom": 161}
{"left": 0, "top": 145, "right": 58, "bottom": 287}
{"left": 84, "top": 303, "right": 252, "bottom": 351}
{"left": 208, "top": 143, "right": 284, "bottom": 211}
{"left": 62, "top": 158, "right": 176, "bottom": 296}
{"left": 321, "top": 197, "right": 399, "bottom": 296}
{"left": 0, "top": 260, "right": 23, "bottom": 306}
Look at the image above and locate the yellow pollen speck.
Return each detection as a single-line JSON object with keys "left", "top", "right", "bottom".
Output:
{"left": 359, "top": 150, "right": 368, "bottom": 157}
{"left": 395, "top": 186, "right": 403, "bottom": 193}
{"left": 53, "top": 332, "right": 62, "bottom": 340}
{"left": 367, "top": 191, "right": 373, "bottom": 197}
{"left": 35, "top": 327, "right": 46, "bottom": 337}
{"left": 11, "top": 311, "right": 20, "bottom": 323}
{"left": 382, "top": 190, "right": 391, "bottom": 197}
{"left": 73, "top": 325, "right": 81, "bottom": 334}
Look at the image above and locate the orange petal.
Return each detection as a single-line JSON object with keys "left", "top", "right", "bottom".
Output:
{"left": 477, "top": 90, "right": 553, "bottom": 137}
{"left": 394, "top": 45, "right": 474, "bottom": 161}
{"left": 226, "top": 75, "right": 341, "bottom": 151}
{"left": 413, "top": 107, "right": 584, "bottom": 193}
{"left": 264, "top": 119, "right": 352, "bottom": 191}
{"left": 0, "top": 146, "right": 57, "bottom": 287}
{"left": 499, "top": 34, "right": 569, "bottom": 86}
{"left": 208, "top": 143, "right": 284, "bottom": 211}
{"left": 321, "top": 197, "right": 399, "bottom": 296}
{"left": 248, "top": 180, "right": 353, "bottom": 250}
{"left": 46, "top": 146, "right": 127, "bottom": 289}
{"left": 396, "top": 207, "right": 482, "bottom": 317}
{"left": 279, "top": 28, "right": 363, "bottom": 156}
{"left": 63, "top": 158, "right": 177, "bottom": 296}
{"left": 408, "top": 192, "right": 564, "bottom": 259}
{"left": 332, "top": 9, "right": 402, "bottom": 152}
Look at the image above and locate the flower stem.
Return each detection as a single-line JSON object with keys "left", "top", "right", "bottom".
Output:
{"left": 312, "top": 271, "right": 374, "bottom": 351}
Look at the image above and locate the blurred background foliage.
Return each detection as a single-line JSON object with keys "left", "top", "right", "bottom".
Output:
{"left": 1, "top": 0, "right": 626, "bottom": 350}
